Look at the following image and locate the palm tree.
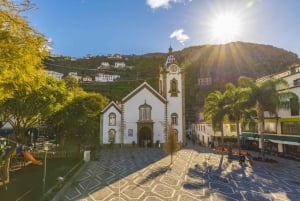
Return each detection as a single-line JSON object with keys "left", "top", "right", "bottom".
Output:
{"left": 238, "top": 76, "right": 295, "bottom": 159}
{"left": 224, "top": 83, "right": 250, "bottom": 153}
{"left": 204, "top": 90, "right": 227, "bottom": 146}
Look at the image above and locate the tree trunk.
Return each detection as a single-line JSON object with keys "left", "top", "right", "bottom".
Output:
{"left": 236, "top": 118, "right": 240, "bottom": 154}
{"left": 14, "top": 127, "right": 25, "bottom": 144}
{"left": 221, "top": 120, "right": 224, "bottom": 146}
{"left": 59, "top": 133, "right": 66, "bottom": 151}
{"left": 275, "top": 113, "right": 279, "bottom": 134}
{"left": 256, "top": 102, "right": 265, "bottom": 160}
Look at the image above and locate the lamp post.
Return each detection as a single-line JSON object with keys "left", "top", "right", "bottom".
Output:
{"left": 42, "top": 141, "right": 49, "bottom": 195}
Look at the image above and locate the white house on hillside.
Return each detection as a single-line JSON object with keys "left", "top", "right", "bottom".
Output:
{"left": 114, "top": 62, "right": 126, "bottom": 68}
{"left": 45, "top": 70, "right": 64, "bottom": 79}
{"left": 95, "top": 73, "right": 120, "bottom": 82}
{"left": 68, "top": 72, "right": 78, "bottom": 76}
{"left": 198, "top": 77, "right": 212, "bottom": 86}
{"left": 97, "top": 62, "right": 110, "bottom": 69}
{"left": 82, "top": 76, "right": 93, "bottom": 82}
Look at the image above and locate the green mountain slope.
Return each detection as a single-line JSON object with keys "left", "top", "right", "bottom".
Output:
{"left": 44, "top": 41, "right": 299, "bottom": 123}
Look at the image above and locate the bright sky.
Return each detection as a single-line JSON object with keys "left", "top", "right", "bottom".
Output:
{"left": 26, "top": 0, "right": 300, "bottom": 58}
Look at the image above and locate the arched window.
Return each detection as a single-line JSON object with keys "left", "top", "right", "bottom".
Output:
{"left": 171, "top": 113, "right": 178, "bottom": 125}
{"left": 139, "top": 102, "right": 152, "bottom": 121}
{"left": 108, "top": 129, "right": 116, "bottom": 143}
{"left": 169, "top": 78, "right": 179, "bottom": 97}
{"left": 109, "top": 113, "right": 116, "bottom": 126}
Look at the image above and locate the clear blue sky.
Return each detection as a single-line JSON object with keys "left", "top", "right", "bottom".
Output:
{"left": 26, "top": 0, "right": 300, "bottom": 58}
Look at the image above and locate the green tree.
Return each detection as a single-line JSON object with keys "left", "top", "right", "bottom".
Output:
{"left": 0, "top": 76, "right": 69, "bottom": 143}
{"left": 224, "top": 83, "right": 250, "bottom": 152}
{"left": 238, "top": 76, "right": 295, "bottom": 159}
{"left": 63, "top": 75, "right": 79, "bottom": 90}
{"left": 203, "top": 90, "right": 227, "bottom": 146}
{"left": 163, "top": 125, "right": 180, "bottom": 165}
{"left": 49, "top": 89, "right": 108, "bottom": 151}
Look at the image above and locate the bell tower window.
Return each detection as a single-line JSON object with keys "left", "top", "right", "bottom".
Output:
{"left": 169, "top": 78, "right": 179, "bottom": 97}
{"left": 171, "top": 113, "right": 178, "bottom": 125}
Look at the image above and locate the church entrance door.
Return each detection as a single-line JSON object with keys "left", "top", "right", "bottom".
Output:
{"left": 138, "top": 126, "right": 153, "bottom": 147}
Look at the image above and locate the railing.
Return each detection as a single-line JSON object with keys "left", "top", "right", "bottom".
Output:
{"left": 30, "top": 151, "right": 68, "bottom": 159}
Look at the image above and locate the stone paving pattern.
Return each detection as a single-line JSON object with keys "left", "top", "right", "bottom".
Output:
{"left": 53, "top": 141, "right": 300, "bottom": 201}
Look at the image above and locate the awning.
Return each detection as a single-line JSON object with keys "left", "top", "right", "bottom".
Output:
{"left": 268, "top": 139, "right": 300, "bottom": 146}
{"left": 0, "top": 129, "right": 13, "bottom": 135}
{"left": 240, "top": 132, "right": 259, "bottom": 140}
{"left": 241, "top": 132, "right": 300, "bottom": 145}
{"left": 264, "top": 134, "right": 300, "bottom": 145}
{"left": 0, "top": 122, "right": 13, "bottom": 135}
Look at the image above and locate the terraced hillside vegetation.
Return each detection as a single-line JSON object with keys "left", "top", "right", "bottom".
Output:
{"left": 44, "top": 41, "right": 300, "bottom": 123}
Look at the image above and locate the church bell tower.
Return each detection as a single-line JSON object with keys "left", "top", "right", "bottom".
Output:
{"left": 159, "top": 46, "right": 186, "bottom": 144}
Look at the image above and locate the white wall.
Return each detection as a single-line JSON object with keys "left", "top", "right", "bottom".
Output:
{"left": 102, "top": 106, "right": 121, "bottom": 144}
{"left": 122, "top": 88, "right": 166, "bottom": 144}
{"left": 192, "top": 122, "right": 239, "bottom": 145}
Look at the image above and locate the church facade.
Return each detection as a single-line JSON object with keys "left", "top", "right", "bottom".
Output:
{"left": 100, "top": 47, "right": 186, "bottom": 146}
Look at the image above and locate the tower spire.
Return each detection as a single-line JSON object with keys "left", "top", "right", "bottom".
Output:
{"left": 169, "top": 45, "right": 173, "bottom": 54}
{"left": 165, "top": 46, "right": 176, "bottom": 67}
{"left": 169, "top": 41, "right": 173, "bottom": 53}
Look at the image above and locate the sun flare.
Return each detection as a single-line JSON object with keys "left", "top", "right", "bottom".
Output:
{"left": 210, "top": 13, "right": 242, "bottom": 44}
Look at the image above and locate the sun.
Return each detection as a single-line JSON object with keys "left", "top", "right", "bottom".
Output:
{"left": 209, "top": 12, "right": 242, "bottom": 44}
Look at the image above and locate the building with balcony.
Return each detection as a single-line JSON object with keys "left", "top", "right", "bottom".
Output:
{"left": 241, "top": 64, "right": 300, "bottom": 158}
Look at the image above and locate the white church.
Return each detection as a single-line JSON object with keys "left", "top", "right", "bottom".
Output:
{"left": 100, "top": 47, "right": 186, "bottom": 147}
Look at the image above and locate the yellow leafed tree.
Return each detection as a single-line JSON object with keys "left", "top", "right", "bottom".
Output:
{"left": 163, "top": 125, "right": 180, "bottom": 165}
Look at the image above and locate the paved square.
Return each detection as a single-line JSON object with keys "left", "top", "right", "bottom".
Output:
{"left": 54, "top": 142, "right": 300, "bottom": 201}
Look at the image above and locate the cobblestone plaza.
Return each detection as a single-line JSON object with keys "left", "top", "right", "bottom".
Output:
{"left": 53, "top": 142, "right": 300, "bottom": 201}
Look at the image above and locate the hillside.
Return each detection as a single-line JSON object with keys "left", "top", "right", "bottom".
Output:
{"left": 179, "top": 41, "right": 299, "bottom": 83}
{"left": 177, "top": 42, "right": 299, "bottom": 122}
{"left": 44, "top": 41, "right": 299, "bottom": 123}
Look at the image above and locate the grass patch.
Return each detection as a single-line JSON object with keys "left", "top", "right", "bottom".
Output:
{"left": 41, "top": 160, "right": 84, "bottom": 201}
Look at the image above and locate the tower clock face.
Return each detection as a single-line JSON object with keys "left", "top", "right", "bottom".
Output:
{"left": 170, "top": 65, "right": 178, "bottom": 73}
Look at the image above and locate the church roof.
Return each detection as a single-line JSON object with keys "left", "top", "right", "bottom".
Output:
{"left": 164, "top": 46, "right": 176, "bottom": 68}
{"left": 101, "top": 101, "right": 121, "bottom": 114}
{"left": 122, "top": 81, "right": 167, "bottom": 103}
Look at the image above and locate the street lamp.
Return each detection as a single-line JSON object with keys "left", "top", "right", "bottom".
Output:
{"left": 43, "top": 141, "right": 49, "bottom": 195}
